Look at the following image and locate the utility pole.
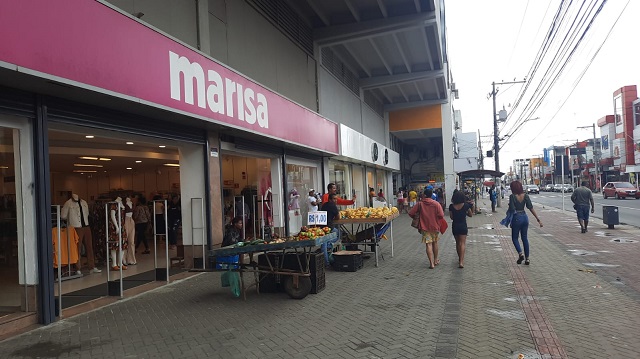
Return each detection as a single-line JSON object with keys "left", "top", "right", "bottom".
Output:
{"left": 490, "top": 79, "right": 526, "bottom": 206}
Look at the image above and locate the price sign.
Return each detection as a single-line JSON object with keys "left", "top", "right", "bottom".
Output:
{"left": 307, "top": 211, "right": 328, "bottom": 225}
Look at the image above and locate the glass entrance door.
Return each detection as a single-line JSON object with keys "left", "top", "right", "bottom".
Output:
{"left": 0, "top": 120, "right": 29, "bottom": 319}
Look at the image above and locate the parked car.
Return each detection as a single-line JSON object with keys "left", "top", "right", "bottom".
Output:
{"left": 525, "top": 185, "right": 539, "bottom": 194}
{"left": 544, "top": 184, "right": 554, "bottom": 192}
{"left": 553, "top": 184, "right": 573, "bottom": 193}
{"left": 602, "top": 182, "right": 640, "bottom": 199}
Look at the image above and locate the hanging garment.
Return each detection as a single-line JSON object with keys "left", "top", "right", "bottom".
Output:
{"left": 52, "top": 227, "right": 79, "bottom": 267}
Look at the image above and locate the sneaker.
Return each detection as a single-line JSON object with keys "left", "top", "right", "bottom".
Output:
{"left": 91, "top": 267, "right": 102, "bottom": 273}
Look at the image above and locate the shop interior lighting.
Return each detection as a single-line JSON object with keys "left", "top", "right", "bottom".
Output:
{"left": 158, "top": 145, "right": 166, "bottom": 148}
{"left": 74, "top": 163, "right": 104, "bottom": 168}
{"left": 85, "top": 135, "right": 95, "bottom": 139}
{"left": 73, "top": 170, "right": 97, "bottom": 173}
{"left": 98, "top": 158, "right": 111, "bottom": 161}
{"left": 78, "top": 156, "right": 98, "bottom": 160}
{"left": 126, "top": 141, "right": 134, "bottom": 145}
{"left": 163, "top": 163, "right": 180, "bottom": 167}
{"left": 135, "top": 160, "right": 142, "bottom": 163}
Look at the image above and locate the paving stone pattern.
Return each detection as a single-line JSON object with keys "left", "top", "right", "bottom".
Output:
{"left": 1, "top": 200, "right": 640, "bottom": 358}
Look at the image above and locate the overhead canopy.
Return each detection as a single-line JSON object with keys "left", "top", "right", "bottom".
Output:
{"left": 457, "top": 169, "right": 505, "bottom": 178}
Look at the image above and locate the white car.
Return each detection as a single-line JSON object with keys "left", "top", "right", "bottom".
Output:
{"left": 525, "top": 185, "right": 539, "bottom": 194}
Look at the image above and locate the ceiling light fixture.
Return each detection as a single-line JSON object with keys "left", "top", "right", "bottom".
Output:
{"left": 73, "top": 164, "right": 104, "bottom": 168}
{"left": 126, "top": 167, "right": 132, "bottom": 170}
{"left": 79, "top": 156, "right": 98, "bottom": 160}
{"left": 73, "top": 170, "right": 97, "bottom": 173}
{"left": 0, "top": 166, "right": 9, "bottom": 169}
{"left": 126, "top": 141, "right": 134, "bottom": 145}
{"left": 85, "top": 135, "right": 95, "bottom": 139}
{"left": 135, "top": 160, "right": 142, "bottom": 163}
{"left": 99, "top": 158, "right": 111, "bottom": 161}
{"left": 163, "top": 163, "right": 180, "bottom": 167}
{"left": 158, "top": 145, "right": 166, "bottom": 148}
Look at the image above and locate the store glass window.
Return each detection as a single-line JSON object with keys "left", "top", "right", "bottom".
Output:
{"left": 329, "top": 161, "right": 352, "bottom": 202}
{"left": 286, "top": 162, "right": 318, "bottom": 231}
{"left": 376, "top": 169, "right": 387, "bottom": 202}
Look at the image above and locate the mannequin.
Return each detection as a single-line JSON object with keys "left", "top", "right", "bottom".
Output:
{"left": 123, "top": 197, "right": 136, "bottom": 265}
{"left": 109, "top": 197, "right": 128, "bottom": 271}
{"left": 61, "top": 193, "right": 101, "bottom": 274}
{"left": 288, "top": 188, "right": 300, "bottom": 211}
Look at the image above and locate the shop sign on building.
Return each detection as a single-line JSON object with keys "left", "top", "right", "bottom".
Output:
{"left": 0, "top": 1, "right": 339, "bottom": 154}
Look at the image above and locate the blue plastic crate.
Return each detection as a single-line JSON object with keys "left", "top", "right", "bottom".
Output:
{"left": 215, "top": 255, "right": 240, "bottom": 270}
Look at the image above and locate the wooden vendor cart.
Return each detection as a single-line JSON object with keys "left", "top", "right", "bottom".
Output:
{"left": 204, "top": 232, "right": 337, "bottom": 300}
{"left": 334, "top": 212, "right": 399, "bottom": 267}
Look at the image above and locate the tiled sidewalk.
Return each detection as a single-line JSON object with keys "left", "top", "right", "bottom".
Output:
{"left": 1, "top": 202, "right": 639, "bottom": 358}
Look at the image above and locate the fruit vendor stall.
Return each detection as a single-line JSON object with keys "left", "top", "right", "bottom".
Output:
{"left": 334, "top": 206, "right": 400, "bottom": 267}
{"left": 205, "top": 229, "right": 336, "bottom": 300}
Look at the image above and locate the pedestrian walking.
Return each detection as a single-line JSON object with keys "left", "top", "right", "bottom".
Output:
{"left": 408, "top": 188, "right": 417, "bottom": 208}
{"left": 489, "top": 184, "right": 497, "bottom": 213}
{"left": 408, "top": 187, "right": 446, "bottom": 269}
{"left": 504, "top": 181, "right": 543, "bottom": 265}
{"left": 396, "top": 189, "right": 405, "bottom": 213}
{"left": 571, "top": 180, "right": 595, "bottom": 233}
{"left": 449, "top": 190, "right": 473, "bottom": 268}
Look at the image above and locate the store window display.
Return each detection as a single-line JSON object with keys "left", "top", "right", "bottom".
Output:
{"left": 123, "top": 197, "right": 136, "bottom": 265}
{"left": 61, "top": 193, "right": 101, "bottom": 274}
{"left": 109, "top": 197, "right": 128, "bottom": 271}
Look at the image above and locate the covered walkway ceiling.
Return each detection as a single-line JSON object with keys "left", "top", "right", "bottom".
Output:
{"left": 283, "top": 0, "right": 448, "bottom": 114}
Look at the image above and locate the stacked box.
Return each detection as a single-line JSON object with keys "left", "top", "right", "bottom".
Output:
{"left": 257, "top": 253, "right": 281, "bottom": 293}
{"left": 332, "top": 250, "right": 363, "bottom": 272}
{"left": 283, "top": 252, "right": 325, "bottom": 294}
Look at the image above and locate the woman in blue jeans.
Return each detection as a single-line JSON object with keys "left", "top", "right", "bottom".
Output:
{"left": 508, "top": 181, "right": 543, "bottom": 265}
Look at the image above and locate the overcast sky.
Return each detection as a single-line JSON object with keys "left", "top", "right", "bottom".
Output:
{"left": 446, "top": 0, "right": 639, "bottom": 174}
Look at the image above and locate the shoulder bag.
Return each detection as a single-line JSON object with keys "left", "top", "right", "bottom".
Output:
{"left": 411, "top": 201, "right": 421, "bottom": 229}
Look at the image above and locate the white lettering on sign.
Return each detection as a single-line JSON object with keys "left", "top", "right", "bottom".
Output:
{"left": 307, "top": 211, "right": 328, "bottom": 226}
{"left": 169, "top": 51, "right": 269, "bottom": 128}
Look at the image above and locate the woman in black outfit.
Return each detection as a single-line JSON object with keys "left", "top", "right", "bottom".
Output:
{"left": 449, "top": 190, "right": 473, "bottom": 268}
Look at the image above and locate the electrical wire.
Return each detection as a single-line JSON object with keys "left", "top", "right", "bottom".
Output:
{"left": 499, "top": 0, "right": 614, "bottom": 147}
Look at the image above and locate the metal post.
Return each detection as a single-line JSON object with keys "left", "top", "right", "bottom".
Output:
{"left": 561, "top": 151, "right": 566, "bottom": 211}
{"left": 491, "top": 82, "right": 502, "bottom": 208}
{"left": 593, "top": 123, "right": 599, "bottom": 191}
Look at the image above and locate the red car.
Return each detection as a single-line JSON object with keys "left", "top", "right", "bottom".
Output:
{"left": 602, "top": 182, "right": 640, "bottom": 199}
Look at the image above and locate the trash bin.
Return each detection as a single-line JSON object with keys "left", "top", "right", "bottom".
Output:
{"left": 602, "top": 205, "right": 619, "bottom": 229}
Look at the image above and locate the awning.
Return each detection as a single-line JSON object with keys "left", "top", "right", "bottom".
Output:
{"left": 457, "top": 169, "right": 505, "bottom": 178}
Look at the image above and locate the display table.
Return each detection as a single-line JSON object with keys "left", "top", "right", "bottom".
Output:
{"left": 333, "top": 212, "right": 399, "bottom": 267}
{"left": 201, "top": 233, "right": 337, "bottom": 300}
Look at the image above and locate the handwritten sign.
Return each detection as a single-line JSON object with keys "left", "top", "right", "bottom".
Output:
{"left": 307, "top": 211, "right": 328, "bottom": 225}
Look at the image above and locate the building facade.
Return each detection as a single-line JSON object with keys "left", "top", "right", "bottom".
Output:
{"left": 0, "top": 0, "right": 449, "bottom": 335}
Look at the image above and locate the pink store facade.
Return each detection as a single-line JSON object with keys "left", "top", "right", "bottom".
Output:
{"left": 0, "top": 1, "right": 339, "bottom": 333}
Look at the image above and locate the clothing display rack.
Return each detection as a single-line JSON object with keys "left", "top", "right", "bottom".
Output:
{"left": 51, "top": 206, "right": 82, "bottom": 283}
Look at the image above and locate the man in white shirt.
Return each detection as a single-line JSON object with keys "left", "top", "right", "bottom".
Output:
{"left": 308, "top": 189, "right": 319, "bottom": 212}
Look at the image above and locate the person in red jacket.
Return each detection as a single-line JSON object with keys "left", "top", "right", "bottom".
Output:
{"left": 321, "top": 183, "right": 356, "bottom": 206}
{"left": 408, "top": 187, "right": 446, "bottom": 269}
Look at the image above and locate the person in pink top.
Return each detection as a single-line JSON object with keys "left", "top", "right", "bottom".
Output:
{"left": 408, "top": 187, "right": 446, "bottom": 269}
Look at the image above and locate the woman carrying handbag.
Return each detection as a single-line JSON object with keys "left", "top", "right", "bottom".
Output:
{"left": 408, "top": 187, "right": 446, "bottom": 269}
